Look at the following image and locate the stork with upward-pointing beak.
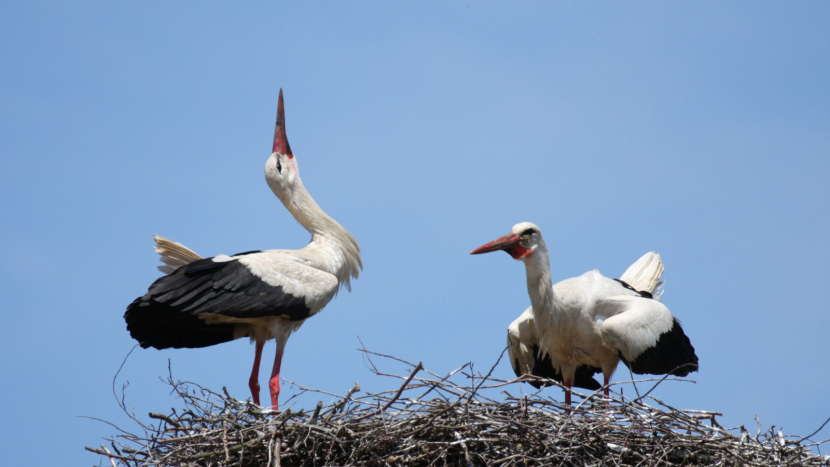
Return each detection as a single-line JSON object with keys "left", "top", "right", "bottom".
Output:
{"left": 125, "top": 90, "right": 362, "bottom": 410}
{"left": 471, "top": 222, "right": 697, "bottom": 404}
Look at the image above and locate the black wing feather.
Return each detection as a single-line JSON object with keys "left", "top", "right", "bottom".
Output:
{"left": 125, "top": 256, "right": 312, "bottom": 350}
{"left": 619, "top": 318, "right": 699, "bottom": 377}
{"left": 516, "top": 344, "right": 602, "bottom": 391}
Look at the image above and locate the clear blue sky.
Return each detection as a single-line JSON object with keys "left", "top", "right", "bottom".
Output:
{"left": 2, "top": 2, "right": 829, "bottom": 464}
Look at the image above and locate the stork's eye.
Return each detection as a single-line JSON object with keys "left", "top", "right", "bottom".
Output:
{"left": 522, "top": 228, "right": 537, "bottom": 237}
{"left": 275, "top": 157, "right": 282, "bottom": 173}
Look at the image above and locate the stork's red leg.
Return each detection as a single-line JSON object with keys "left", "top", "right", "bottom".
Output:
{"left": 249, "top": 340, "right": 265, "bottom": 406}
{"left": 564, "top": 377, "right": 573, "bottom": 405}
{"left": 602, "top": 375, "right": 611, "bottom": 402}
{"left": 603, "top": 373, "right": 611, "bottom": 404}
{"left": 269, "top": 343, "right": 285, "bottom": 410}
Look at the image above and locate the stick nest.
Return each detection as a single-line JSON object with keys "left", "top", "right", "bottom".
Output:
{"left": 88, "top": 349, "right": 829, "bottom": 466}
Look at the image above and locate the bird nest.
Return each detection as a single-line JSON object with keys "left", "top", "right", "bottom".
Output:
{"left": 88, "top": 349, "right": 829, "bottom": 466}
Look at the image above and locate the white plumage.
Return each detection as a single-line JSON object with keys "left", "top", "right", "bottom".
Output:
{"left": 473, "top": 222, "right": 697, "bottom": 404}
{"left": 153, "top": 234, "right": 202, "bottom": 274}
{"left": 505, "top": 252, "right": 664, "bottom": 392}
{"left": 125, "top": 90, "right": 361, "bottom": 410}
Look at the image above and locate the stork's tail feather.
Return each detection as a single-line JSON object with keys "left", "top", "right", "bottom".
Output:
{"left": 153, "top": 234, "right": 204, "bottom": 274}
{"left": 620, "top": 251, "right": 664, "bottom": 298}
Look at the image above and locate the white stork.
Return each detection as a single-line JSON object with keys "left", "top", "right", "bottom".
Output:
{"left": 124, "top": 90, "right": 362, "bottom": 410}
{"left": 471, "top": 222, "right": 697, "bottom": 404}
{"left": 504, "top": 251, "right": 666, "bottom": 393}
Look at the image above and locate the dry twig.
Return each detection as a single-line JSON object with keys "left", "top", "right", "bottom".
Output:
{"left": 87, "top": 350, "right": 830, "bottom": 466}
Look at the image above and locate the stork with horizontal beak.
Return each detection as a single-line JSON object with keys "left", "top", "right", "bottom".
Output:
{"left": 472, "top": 222, "right": 697, "bottom": 404}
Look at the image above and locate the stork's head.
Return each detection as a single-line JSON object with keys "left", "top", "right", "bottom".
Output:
{"left": 470, "top": 222, "right": 547, "bottom": 261}
{"left": 265, "top": 89, "right": 303, "bottom": 202}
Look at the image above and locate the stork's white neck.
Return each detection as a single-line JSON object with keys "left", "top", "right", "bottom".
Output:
{"left": 271, "top": 177, "right": 362, "bottom": 291}
{"left": 522, "top": 245, "right": 556, "bottom": 316}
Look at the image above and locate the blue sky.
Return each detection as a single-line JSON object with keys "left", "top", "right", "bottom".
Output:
{"left": 2, "top": 2, "right": 829, "bottom": 464}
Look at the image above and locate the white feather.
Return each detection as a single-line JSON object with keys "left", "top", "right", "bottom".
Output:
{"left": 153, "top": 234, "right": 203, "bottom": 274}
{"left": 507, "top": 308, "right": 540, "bottom": 377}
{"left": 619, "top": 251, "right": 664, "bottom": 299}
{"left": 239, "top": 251, "right": 339, "bottom": 313}
{"left": 597, "top": 296, "right": 675, "bottom": 362}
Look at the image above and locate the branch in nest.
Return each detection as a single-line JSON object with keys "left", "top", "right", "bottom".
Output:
{"left": 88, "top": 349, "right": 830, "bottom": 467}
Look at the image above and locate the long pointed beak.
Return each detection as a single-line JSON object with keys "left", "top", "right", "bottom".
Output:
{"left": 272, "top": 89, "right": 293, "bottom": 157}
{"left": 470, "top": 233, "right": 521, "bottom": 255}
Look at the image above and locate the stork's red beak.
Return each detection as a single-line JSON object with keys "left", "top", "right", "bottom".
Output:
{"left": 272, "top": 89, "right": 293, "bottom": 157}
{"left": 470, "top": 233, "right": 521, "bottom": 255}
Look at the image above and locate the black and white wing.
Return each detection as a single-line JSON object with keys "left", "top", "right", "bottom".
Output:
{"left": 125, "top": 251, "right": 338, "bottom": 350}
{"left": 597, "top": 296, "right": 698, "bottom": 377}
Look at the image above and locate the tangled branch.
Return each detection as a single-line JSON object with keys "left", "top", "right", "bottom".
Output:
{"left": 87, "top": 349, "right": 830, "bottom": 466}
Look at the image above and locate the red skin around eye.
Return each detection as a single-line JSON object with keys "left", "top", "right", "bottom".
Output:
{"left": 510, "top": 244, "right": 533, "bottom": 259}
